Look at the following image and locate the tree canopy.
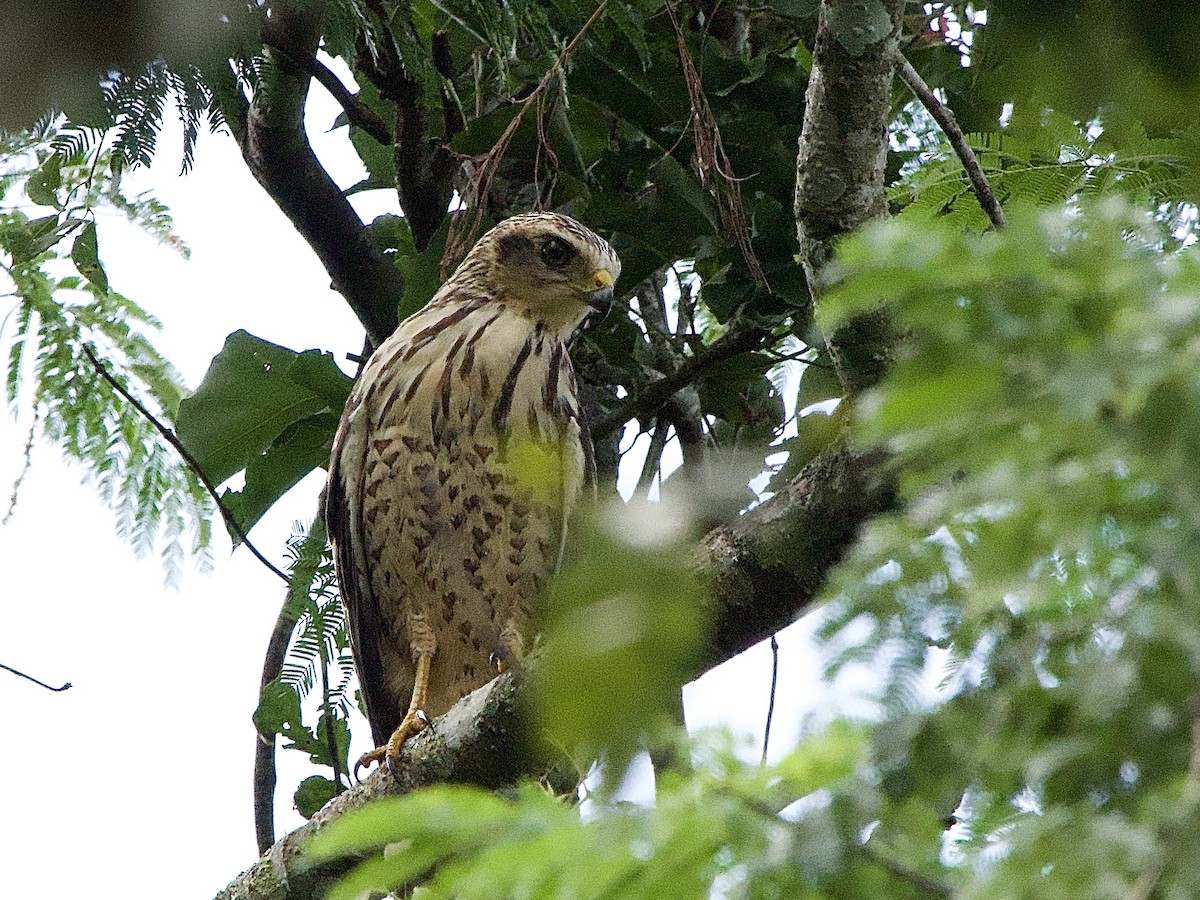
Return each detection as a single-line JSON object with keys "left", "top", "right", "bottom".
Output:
{"left": 3, "top": 1, "right": 1200, "bottom": 898}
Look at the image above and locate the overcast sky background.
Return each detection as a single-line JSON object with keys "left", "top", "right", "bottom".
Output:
{"left": 0, "top": 70, "right": 867, "bottom": 898}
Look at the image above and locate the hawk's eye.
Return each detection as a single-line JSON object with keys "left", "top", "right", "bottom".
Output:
{"left": 540, "top": 236, "right": 574, "bottom": 268}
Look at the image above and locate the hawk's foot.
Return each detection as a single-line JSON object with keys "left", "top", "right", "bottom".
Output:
{"left": 353, "top": 709, "right": 432, "bottom": 779}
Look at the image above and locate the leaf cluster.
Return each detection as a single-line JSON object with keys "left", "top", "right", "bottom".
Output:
{"left": 304, "top": 723, "right": 874, "bottom": 900}
{"left": 812, "top": 201, "right": 1200, "bottom": 895}
{"left": 254, "top": 519, "right": 355, "bottom": 817}
{"left": 0, "top": 120, "right": 211, "bottom": 581}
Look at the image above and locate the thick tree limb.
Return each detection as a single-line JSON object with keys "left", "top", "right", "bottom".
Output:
{"left": 263, "top": 39, "right": 393, "bottom": 147}
{"left": 215, "top": 445, "right": 897, "bottom": 900}
{"left": 233, "top": 1, "right": 403, "bottom": 347}
{"left": 795, "top": 0, "right": 906, "bottom": 396}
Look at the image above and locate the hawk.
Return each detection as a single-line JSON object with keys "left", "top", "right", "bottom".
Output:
{"left": 326, "top": 212, "right": 621, "bottom": 769}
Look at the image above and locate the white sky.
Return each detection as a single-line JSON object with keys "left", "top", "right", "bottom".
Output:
{"left": 0, "top": 77, "right": 862, "bottom": 898}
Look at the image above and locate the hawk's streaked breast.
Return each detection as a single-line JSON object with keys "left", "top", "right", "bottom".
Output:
{"left": 327, "top": 213, "right": 620, "bottom": 747}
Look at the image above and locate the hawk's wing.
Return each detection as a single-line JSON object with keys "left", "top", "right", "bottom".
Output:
{"left": 326, "top": 394, "right": 406, "bottom": 747}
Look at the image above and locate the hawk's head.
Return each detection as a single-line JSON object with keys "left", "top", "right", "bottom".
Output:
{"left": 463, "top": 213, "right": 621, "bottom": 333}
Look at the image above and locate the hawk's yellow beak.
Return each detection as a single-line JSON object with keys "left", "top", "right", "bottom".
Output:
{"left": 587, "top": 269, "right": 615, "bottom": 317}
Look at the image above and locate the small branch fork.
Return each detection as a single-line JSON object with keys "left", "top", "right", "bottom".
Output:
{"left": 591, "top": 323, "right": 770, "bottom": 442}
{"left": 263, "top": 40, "right": 393, "bottom": 146}
{"left": 895, "top": 51, "right": 1006, "bottom": 231}
{"left": 80, "top": 343, "right": 289, "bottom": 584}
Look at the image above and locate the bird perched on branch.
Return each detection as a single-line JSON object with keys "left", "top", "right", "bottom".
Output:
{"left": 326, "top": 212, "right": 620, "bottom": 770}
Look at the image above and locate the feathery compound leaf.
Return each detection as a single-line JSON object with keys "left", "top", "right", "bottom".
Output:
{"left": 1, "top": 120, "right": 212, "bottom": 579}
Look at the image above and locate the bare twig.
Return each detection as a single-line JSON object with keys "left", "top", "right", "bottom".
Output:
{"left": 80, "top": 343, "right": 289, "bottom": 584}
{"left": 635, "top": 419, "right": 671, "bottom": 498}
{"left": 0, "top": 661, "right": 71, "bottom": 692}
{"left": 761, "top": 634, "right": 778, "bottom": 764}
{"left": 895, "top": 52, "right": 1006, "bottom": 231}
{"left": 861, "top": 843, "right": 953, "bottom": 898}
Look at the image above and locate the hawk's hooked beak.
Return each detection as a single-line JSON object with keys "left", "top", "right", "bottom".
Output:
{"left": 587, "top": 269, "right": 615, "bottom": 319}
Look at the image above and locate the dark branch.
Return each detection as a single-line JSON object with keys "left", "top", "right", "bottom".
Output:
{"left": 236, "top": 2, "right": 404, "bottom": 347}
{"left": 0, "top": 661, "right": 71, "bottom": 692}
{"left": 81, "top": 343, "right": 289, "bottom": 584}
{"left": 254, "top": 584, "right": 304, "bottom": 854}
{"left": 263, "top": 39, "right": 393, "bottom": 147}
{"left": 895, "top": 52, "right": 1006, "bottom": 232}
{"left": 861, "top": 844, "right": 954, "bottom": 898}
{"left": 761, "top": 634, "right": 778, "bottom": 764}
{"left": 635, "top": 418, "right": 671, "bottom": 498}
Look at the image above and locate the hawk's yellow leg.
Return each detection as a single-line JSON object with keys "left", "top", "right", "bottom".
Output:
{"left": 356, "top": 650, "right": 433, "bottom": 773}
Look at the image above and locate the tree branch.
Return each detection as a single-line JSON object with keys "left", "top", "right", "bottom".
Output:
{"left": 590, "top": 323, "right": 770, "bottom": 442}
{"left": 253, "top": 583, "right": 304, "bottom": 854}
{"left": 794, "top": 0, "right": 906, "bottom": 397}
{"left": 215, "top": 445, "right": 897, "bottom": 900}
{"left": 895, "top": 52, "right": 1006, "bottom": 232}
{"left": 263, "top": 39, "right": 393, "bottom": 147}
{"left": 235, "top": 1, "right": 404, "bottom": 347}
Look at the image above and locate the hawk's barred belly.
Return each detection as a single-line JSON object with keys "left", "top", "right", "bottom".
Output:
{"left": 327, "top": 213, "right": 620, "bottom": 767}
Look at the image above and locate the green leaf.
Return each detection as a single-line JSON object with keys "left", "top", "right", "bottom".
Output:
{"left": 774, "top": 720, "right": 866, "bottom": 795}
{"left": 535, "top": 506, "right": 704, "bottom": 781}
{"left": 288, "top": 350, "right": 353, "bottom": 410}
{"left": 796, "top": 359, "right": 843, "bottom": 412}
{"left": 221, "top": 410, "right": 340, "bottom": 537}
{"left": 70, "top": 220, "right": 108, "bottom": 292}
{"left": 294, "top": 775, "right": 338, "bottom": 820}
{"left": 304, "top": 787, "right": 515, "bottom": 863}
{"left": 253, "top": 678, "right": 302, "bottom": 738}
{"left": 25, "top": 155, "right": 62, "bottom": 208}
{"left": 394, "top": 216, "right": 450, "bottom": 322}
{"left": 176, "top": 330, "right": 337, "bottom": 488}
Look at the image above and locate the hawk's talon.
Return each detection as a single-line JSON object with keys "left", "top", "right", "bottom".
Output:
{"left": 354, "top": 746, "right": 388, "bottom": 781}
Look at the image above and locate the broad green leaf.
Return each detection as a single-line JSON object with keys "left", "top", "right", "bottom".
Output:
{"left": 70, "top": 220, "right": 108, "bottom": 292}
{"left": 221, "top": 410, "right": 340, "bottom": 536}
{"left": 774, "top": 720, "right": 866, "bottom": 796}
{"left": 398, "top": 219, "right": 451, "bottom": 320}
{"left": 294, "top": 775, "right": 338, "bottom": 820}
{"left": 176, "top": 330, "right": 336, "bottom": 488}
{"left": 25, "top": 155, "right": 61, "bottom": 208}
{"left": 304, "top": 788, "right": 515, "bottom": 862}
{"left": 535, "top": 503, "right": 704, "bottom": 781}
{"left": 288, "top": 350, "right": 352, "bottom": 410}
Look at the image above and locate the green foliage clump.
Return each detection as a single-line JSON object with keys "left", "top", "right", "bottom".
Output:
{"left": 0, "top": 120, "right": 211, "bottom": 581}
{"left": 303, "top": 723, "right": 868, "bottom": 900}
{"left": 813, "top": 201, "right": 1200, "bottom": 896}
